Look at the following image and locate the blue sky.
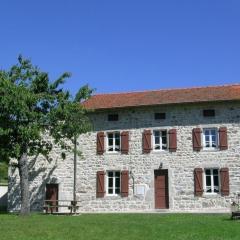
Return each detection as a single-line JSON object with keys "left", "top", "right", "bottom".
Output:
{"left": 1, "top": 0, "right": 240, "bottom": 95}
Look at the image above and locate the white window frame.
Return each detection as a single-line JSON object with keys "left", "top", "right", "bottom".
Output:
{"left": 203, "top": 168, "right": 220, "bottom": 194}
{"left": 202, "top": 128, "right": 218, "bottom": 150}
{"left": 106, "top": 171, "right": 121, "bottom": 196}
{"left": 153, "top": 130, "right": 168, "bottom": 151}
{"left": 106, "top": 132, "right": 121, "bottom": 153}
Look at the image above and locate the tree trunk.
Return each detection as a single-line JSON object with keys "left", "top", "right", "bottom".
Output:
{"left": 18, "top": 152, "right": 30, "bottom": 215}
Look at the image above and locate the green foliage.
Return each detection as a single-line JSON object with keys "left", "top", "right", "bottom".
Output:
{"left": 0, "top": 162, "right": 8, "bottom": 184}
{"left": 0, "top": 55, "right": 93, "bottom": 162}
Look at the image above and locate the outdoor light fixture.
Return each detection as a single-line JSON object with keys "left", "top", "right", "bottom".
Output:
{"left": 159, "top": 162, "right": 163, "bottom": 169}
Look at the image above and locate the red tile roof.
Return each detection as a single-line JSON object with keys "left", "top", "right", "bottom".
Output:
{"left": 82, "top": 84, "right": 240, "bottom": 110}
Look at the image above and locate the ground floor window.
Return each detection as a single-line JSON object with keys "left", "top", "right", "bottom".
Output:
{"left": 107, "top": 171, "right": 120, "bottom": 195}
{"left": 204, "top": 168, "right": 219, "bottom": 193}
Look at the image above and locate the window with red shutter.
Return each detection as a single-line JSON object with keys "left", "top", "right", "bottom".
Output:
{"left": 219, "top": 127, "right": 228, "bottom": 150}
{"left": 220, "top": 168, "right": 229, "bottom": 196}
{"left": 169, "top": 129, "right": 177, "bottom": 152}
{"left": 121, "top": 170, "right": 129, "bottom": 197}
{"left": 96, "top": 171, "right": 105, "bottom": 198}
{"left": 192, "top": 128, "right": 202, "bottom": 151}
{"left": 121, "top": 131, "right": 129, "bottom": 154}
{"left": 97, "top": 132, "right": 105, "bottom": 155}
{"left": 143, "top": 130, "right": 152, "bottom": 153}
{"left": 194, "top": 168, "right": 203, "bottom": 197}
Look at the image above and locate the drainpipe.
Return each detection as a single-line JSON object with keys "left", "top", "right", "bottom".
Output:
{"left": 73, "top": 136, "right": 77, "bottom": 213}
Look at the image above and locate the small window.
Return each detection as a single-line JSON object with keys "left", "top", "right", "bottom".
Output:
{"left": 153, "top": 130, "right": 167, "bottom": 151}
{"left": 107, "top": 132, "right": 120, "bottom": 152}
{"left": 204, "top": 168, "right": 220, "bottom": 193}
{"left": 154, "top": 112, "right": 166, "bottom": 120}
{"left": 107, "top": 171, "right": 121, "bottom": 195}
{"left": 203, "top": 128, "right": 218, "bottom": 149}
{"left": 108, "top": 114, "right": 118, "bottom": 121}
{"left": 203, "top": 109, "right": 215, "bottom": 117}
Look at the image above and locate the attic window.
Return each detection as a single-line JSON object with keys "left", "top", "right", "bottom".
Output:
{"left": 203, "top": 109, "right": 215, "bottom": 117}
{"left": 154, "top": 112, "right": 166, "bottom": 120}
{"left": 108, "top": 114, "right": 119, "bottom": 121}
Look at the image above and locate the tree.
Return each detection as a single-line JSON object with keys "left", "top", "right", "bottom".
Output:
{"left": 0, "top": 56, "right": 93, "bottom": 215}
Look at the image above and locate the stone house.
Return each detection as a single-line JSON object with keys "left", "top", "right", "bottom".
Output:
{"left": 8, "top": 84, "right": 240, "bottom": 212}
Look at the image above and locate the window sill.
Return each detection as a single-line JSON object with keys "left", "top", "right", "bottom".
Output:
{"left": 105, "top": 151, "right": 121, "bottom": 155}
{"left": 203, "top": 193, "right": 220, "bottom": 198}
{"left": 152, "top": 150, "right": 168, "bottom": 154}
{"left": 105, "top": 195, "right": 122, "bottom": 199}
{"left": 202, "top": 148, "right": 219, "bottom": 152}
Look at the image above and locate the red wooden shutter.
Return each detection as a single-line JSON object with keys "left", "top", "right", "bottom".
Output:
{"left": 121, "top": 131, "right": 129, "bottom": 154}
{"left": 219, "top": 127, "right": 228, "bottom": 150}
{"left": 143, "top": 130, "right": 152, "bottom": 153}
{"left": 192, "top": 128, "right": 202, "bottom": 151}
{"left": 97, "top": 132, "right": 105, "bottom": 155}
{"left": 96, "top": 171, "right": 105, "bottom": 198}
{"left": 220, "top": 168, "right": 229, "bottom": 196}
{"left": 121, "top": 170, "right": 129, "bottom": 197}
{"left": 169, "top": 129, "right": 177, "bottom": 152}
{"left": 194, "top": 168, "right": 203, "bottom": 197}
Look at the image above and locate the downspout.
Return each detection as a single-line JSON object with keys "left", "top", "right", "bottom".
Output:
{"left": 73, "top": 135, "right": 77, "bottom": 213}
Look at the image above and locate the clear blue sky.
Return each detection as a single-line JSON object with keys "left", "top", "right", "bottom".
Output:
{"left": 1, "top": 0, "right": 240, "bottom": 95}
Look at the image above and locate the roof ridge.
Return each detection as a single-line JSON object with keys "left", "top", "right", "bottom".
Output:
{"left": 92, "top": 83, "right": 240, "bottom": 96}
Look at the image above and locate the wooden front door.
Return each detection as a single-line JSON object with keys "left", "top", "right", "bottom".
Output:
{"left": 154, "top": 169, "right": 169, "bottom": 209}
{"left": 45, "top": 184, "right": 58, "bottom": 212}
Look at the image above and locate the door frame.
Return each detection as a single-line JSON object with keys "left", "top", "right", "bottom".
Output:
{"left": 154, "top": 169, "right": 169, "bottom": 209}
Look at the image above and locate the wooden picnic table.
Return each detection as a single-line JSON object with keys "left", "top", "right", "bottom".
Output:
{"left": 43, "top": 200, "right": 80, "bottom": 214}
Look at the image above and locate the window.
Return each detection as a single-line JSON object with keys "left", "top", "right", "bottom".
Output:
{"left": 204, "top": 169, "right": 220, "bottom": 193}
{"left": 107, "top": 132, "right": 120, "bottom": 152}
{"left": 154, "top": 112, "right": 166, "bottom": 120}
{"left": 153, "top": 130, "right": 167, "bottom": 151}
{"left": 203, "top": 109, "right": 215, "bottom": 117}
{"left": 108, "top": 114, "right": 118, "bottom": 121}
{"left": 203, "top": 128, "right": 218, "bottom": 149}
{"left": 107, "top": 171, "right": 120, "bottom": 195}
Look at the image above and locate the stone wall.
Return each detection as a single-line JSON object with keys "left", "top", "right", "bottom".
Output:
{"left": 8, "top": 101, "right": 240, "bottom": 212}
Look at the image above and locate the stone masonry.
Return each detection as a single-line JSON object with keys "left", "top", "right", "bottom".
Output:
{"left": 8, "top": 101, "right": 240, "bottom": 212}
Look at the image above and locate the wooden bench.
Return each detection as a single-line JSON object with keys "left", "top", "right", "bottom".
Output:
{"left": 43, "top": 200, "right": 80, "bottom": 214}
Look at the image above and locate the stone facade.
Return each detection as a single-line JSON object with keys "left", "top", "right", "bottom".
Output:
{"left": 8, "top": 101, "right": 240, "bottom": 212}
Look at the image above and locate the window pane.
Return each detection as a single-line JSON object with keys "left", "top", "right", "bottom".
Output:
{"left": 108, "top": 147, "right": 113, "bottom": 151}
{"left": 205, "top": 169, "right": 211, "bottom": 175}
{"left": 108, "top": 138, "right": 113, "bottom": 146}
{"left": 108, "top": 189, "right": 113, "bottom": 194}
{"left": 162, "top": 136, "right": 167, "bottom": 144}
{"left": 162, "top": 131, "right": 167, "bottom": 137}
{"left": 162, "top": 144, "right": 167, "bottom": 150}
{"left": 155, "top": 137, "right": 160, "bottom": 144}
{"left": 155, "top": 145, "right": 160, "bottom": 150}
{"left": 214, "top": 175, "right": 219, "bottom": 187}
{"left": 115, "top": 178, "right": 120, "bottom": 188}
{"left": 211, "top": 130, "right": 216, "bottom": 136}
{"left": 213, "top": 169, "right": 218, "bottom": 175}
{"left": 108, "top": 178, "right": 113, "bottom": 188}
{"left": 206, "top": 176, "right": 211, "bottom": 186}
{"left": 115, "top": 138, "right": 120, "bottom": 146}
{"left": 108, "top": 172, "right": 113, "bottom": 177}
{"left": 115, "top": 188, "right": 120, "bottom": 194}
{"left": 205, "top": 130, "right": 209, "bottom": 135}
{"left": 115, "top": 172, "right": 120, "bottom": 177}
{"left": 154, "top": 131, "right": 160, "bottom": 137}
{"left": 108, "top": 133, "right": 113, "bottom": 139}
{"left": 115, "top": 132, "right": 120, "bottom": 138}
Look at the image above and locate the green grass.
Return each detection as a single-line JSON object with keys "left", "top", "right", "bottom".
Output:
{"left": 0, "top": 213, "right": 239, "bottom": 240}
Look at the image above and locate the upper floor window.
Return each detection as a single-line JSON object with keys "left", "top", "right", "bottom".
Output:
{"left": 203, "top": 128, "right": 218, "bottom": 149}
{"left": 154, "top": 112, "right": 166, "bottom": 120}
{"left": 108, "top": 114, "right": 118, "bottom": 121}
{"left": 107, "top": 132, "right": 120, "bottom": 152}
{"left": 204, "top": 169, "right": 219, "bottom": 194}
{"left": 153, "top": 130, "right": 167, "bottom": 151}
{"left": 203, "top": 109, "right": 215, "bottom": 117}
{"left": 107, "top": 171, "right": 120, "bottom": 195}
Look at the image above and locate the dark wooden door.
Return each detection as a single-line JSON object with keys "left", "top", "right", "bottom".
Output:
{"left": 154, "top": 169, "right": 169, "bottom": 209}
{"left": 45, "top": 184, "right": 58, "bottom": 212}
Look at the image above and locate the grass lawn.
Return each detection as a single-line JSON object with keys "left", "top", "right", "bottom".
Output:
{"left": 0, "top": 213, "right": 239, "bottom": 240}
